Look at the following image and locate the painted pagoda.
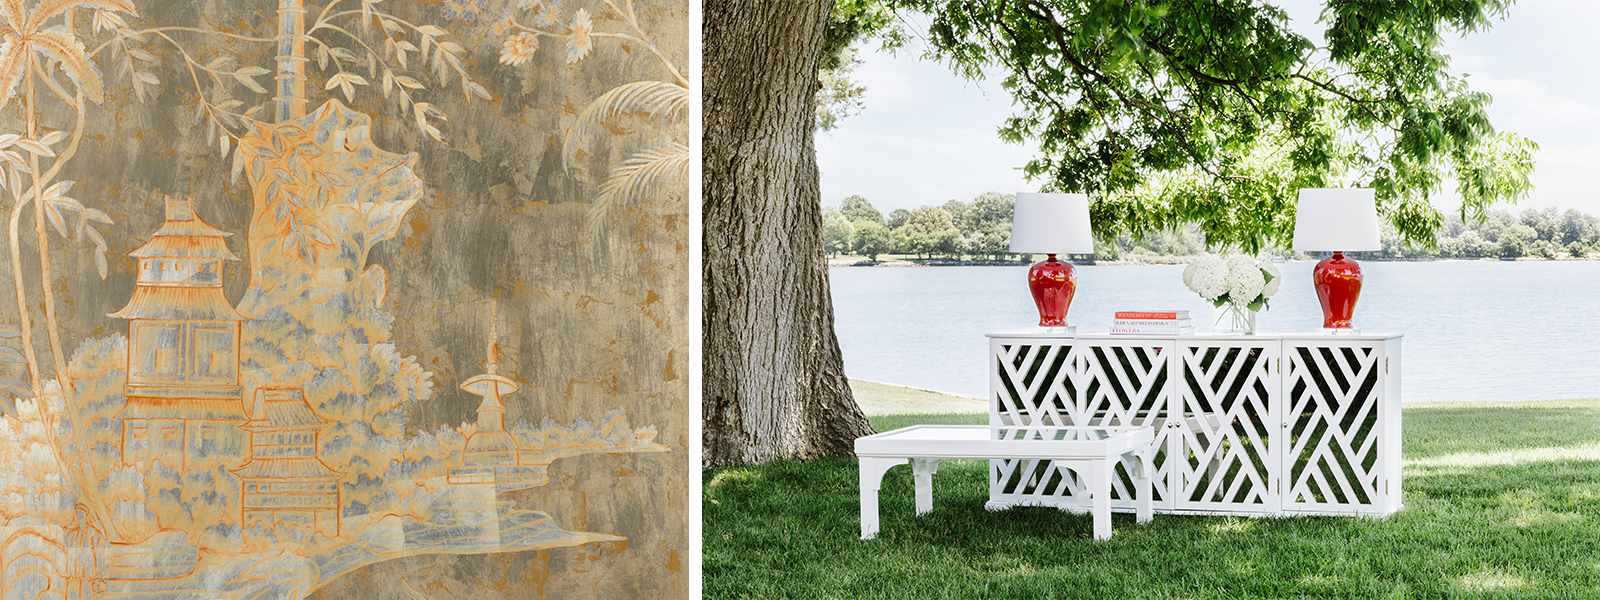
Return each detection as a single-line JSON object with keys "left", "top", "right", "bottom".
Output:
{"left": 232, "top": 389, "right": 342, "bottom": 536}
{"left": 110, "top": 197, "right": 249, "bottom": 471}
{"left": 447, "top": 318, "right": 544, "bottom": 484}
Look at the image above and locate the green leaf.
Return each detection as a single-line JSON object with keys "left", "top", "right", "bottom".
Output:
{"left": 908, "top": 0, "right": 1530, "bottom": 251}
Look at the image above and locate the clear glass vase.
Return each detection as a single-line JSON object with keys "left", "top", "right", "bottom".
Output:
{"left": 1214, "top": 304, "right": 1257, "bottom": 335}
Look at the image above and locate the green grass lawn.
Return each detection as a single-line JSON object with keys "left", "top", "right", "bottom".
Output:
{"left": 704, "top": 385, "right": 1600, "bottom": 599}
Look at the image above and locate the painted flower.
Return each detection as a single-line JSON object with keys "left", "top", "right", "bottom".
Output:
{"left": 566, "top": 8, "right": 593, "bottom": 64}
{"left": 491, "top": 16, "right": 518, "bottom": 37}
{"left": 442, "top": 0, "right": 488, "bottom": 21}
{"left": 518, "top": 0, "right": 543, "bottom": 9}
{"left": 536, "top": 0, "right": 565, "bottom": 27}
{"left": 500, "top": 32, "right": 539, "bottom": 66}
{"left": 1183, "top": 259, "right": 1229, "bottom": 301}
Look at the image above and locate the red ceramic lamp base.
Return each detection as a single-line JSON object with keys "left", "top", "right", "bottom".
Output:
{"left": 1027, "top": 254, "right": 1077, "bottom": 327}
{"left": 1312, "top": 251, "right": 1363, "bottom": 329}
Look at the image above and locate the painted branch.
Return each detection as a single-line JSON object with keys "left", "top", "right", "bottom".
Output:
{"left": 6, "top": 199, "right": 40, "bottom": 396}
{"left": 23, "top": 65, "right": 69, "bottom": 401}
{"left": 21, "top": 64, "right": 113, "bottom": 547}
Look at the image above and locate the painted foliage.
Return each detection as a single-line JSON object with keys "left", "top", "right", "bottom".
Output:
{"left": 0, "top": 0, "right": 687, "bottom": 597}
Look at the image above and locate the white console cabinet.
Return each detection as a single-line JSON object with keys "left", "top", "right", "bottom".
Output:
{"left": 987, "top": 332, "right": 1403, "bottom": 517}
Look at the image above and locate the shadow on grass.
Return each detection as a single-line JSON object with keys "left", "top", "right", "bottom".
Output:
{"left": 707, "top": 457, "right": 1600, "bottom": 598}
{"left": 706, "top": 403, "right": 1600, "bottom": 598}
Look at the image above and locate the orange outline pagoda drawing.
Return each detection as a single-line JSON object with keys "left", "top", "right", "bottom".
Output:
{"left": 450, "top": 317, "right": 544, "bottom": 485}
{"left": 111, "top": 198, "right": 250, "bottom": 472}
{"left": 233, "top": 388, "right": 343, "bottom": 538}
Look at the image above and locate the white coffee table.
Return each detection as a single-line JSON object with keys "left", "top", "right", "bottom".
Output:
{"left": 855, "top": 425, "right": 1155, "bottom": 540}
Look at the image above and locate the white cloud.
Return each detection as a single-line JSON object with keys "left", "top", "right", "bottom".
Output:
{"left": 822, "top": 130, "right": 971, "bottom": 160}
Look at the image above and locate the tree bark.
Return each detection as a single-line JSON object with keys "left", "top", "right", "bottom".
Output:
{"left": 702, "top": 0, "right": 875, "bottom": 467}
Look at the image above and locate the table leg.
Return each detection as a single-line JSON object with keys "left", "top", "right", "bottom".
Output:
{"left": 859, "top": 457, "right": 906, "bottom": 540}
{"left": 1089, "top": 459, "right": 1112, "bottom": 540}
{"left": 1134, "top": 450, "right": 1152, "bottom": 524}
{"left": 912, "top": 458, "right": 940, "bottom": 516}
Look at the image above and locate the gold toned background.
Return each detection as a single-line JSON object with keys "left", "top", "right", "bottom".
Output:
{"left": 0, "top": 0, "right": 689, "bottom": 597}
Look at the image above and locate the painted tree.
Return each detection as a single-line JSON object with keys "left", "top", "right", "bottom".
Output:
{"left": 104, "top": 0, "right": 490, "bottom": 290}
{"left": 491, "top": 0, "right": 689, "bottom": 237}
{"left": 703, "top": 0, "right": 1534, "bottom": 465}
{"left": 0, "top": 0, "right": 144, "bottom": 543}
{"left": 0, "top": 0, "right": 138, "bottom": 404}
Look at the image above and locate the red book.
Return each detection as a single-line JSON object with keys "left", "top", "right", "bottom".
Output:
{"left": 1115, "top": 310, "right": 1189, "bottom": 320}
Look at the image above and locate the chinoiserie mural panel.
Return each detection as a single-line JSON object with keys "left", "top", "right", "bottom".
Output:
{"left": 0, "top": 0, "right": 688, "bottom": 597}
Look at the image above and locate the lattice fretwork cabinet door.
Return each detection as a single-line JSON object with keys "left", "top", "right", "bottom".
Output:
{"left": 1281, "top": 336, "right": 1402, "bottom": 516}
{"left": 1173, "top": 338, "right": 1282, "bottom": 515}
{"left": 986, "top": 335, "right": 1177, "bottom": 512}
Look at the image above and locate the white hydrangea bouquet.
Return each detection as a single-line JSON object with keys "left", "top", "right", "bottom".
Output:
{"left": 1183, "top": 255, "right": 1282, "bottom": 333}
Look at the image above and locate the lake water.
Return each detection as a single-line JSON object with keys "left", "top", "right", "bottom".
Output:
{"left": 829, "top": 261, "right": 1600, "bottom": 403}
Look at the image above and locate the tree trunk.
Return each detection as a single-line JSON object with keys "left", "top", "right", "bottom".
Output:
{"left": 702, "top": 0, "right": 875, "bottom": 467}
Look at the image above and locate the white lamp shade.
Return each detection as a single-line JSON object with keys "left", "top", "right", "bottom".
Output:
{"left": 1009, "top": 193, "right": 1095, "bottom": 254}
{"left": 1292, "top": 188, "right": 1381, "bottom": 251}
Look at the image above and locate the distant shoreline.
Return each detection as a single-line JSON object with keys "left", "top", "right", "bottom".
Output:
{"left": 829, "top": 256, "right": 1600, "bottom": 267}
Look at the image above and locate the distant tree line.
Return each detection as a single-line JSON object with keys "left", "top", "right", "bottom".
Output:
{"left": 1365, "top": 207, "right": 1600, "bottom": 260}
{"left": 823, "top": 193, "right": 1024, "bottom": 260}
{"left": 827, "top": 194, "right": 1600, "bottom": 262}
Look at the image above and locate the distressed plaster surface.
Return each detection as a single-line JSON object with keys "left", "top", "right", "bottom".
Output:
{"left": 0, "top": 0, "right": 688, "bottom": 597}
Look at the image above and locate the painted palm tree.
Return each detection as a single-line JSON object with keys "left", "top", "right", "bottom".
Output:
{"left": 0, "top": 0, "right": 133, "bottom": 404}
{"left": 495, "top": 0, "right": 688, "bottom": 237}
{"left": 0, "top": 0, "right": 138, "bottom": 550}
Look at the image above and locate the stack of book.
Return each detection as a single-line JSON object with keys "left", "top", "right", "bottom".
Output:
{"left": 1110, "top": 311, "right": 1193, "bottom": 335}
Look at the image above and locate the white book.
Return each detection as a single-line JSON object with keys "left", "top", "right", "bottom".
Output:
{"left": 1110, "top": 326, "right": 1195, "bottom": 335}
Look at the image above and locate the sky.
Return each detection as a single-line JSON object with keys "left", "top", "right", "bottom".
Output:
{"left": 816, "top": 0, "right": 1600, "bottom": 217}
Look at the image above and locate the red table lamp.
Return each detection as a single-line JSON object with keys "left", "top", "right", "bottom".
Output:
{"left": 1292, "top": 188, "right": 1381, "bottom": 331}
{"left": 1010, "top": 193, "right": 1095, "bottom": 328}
